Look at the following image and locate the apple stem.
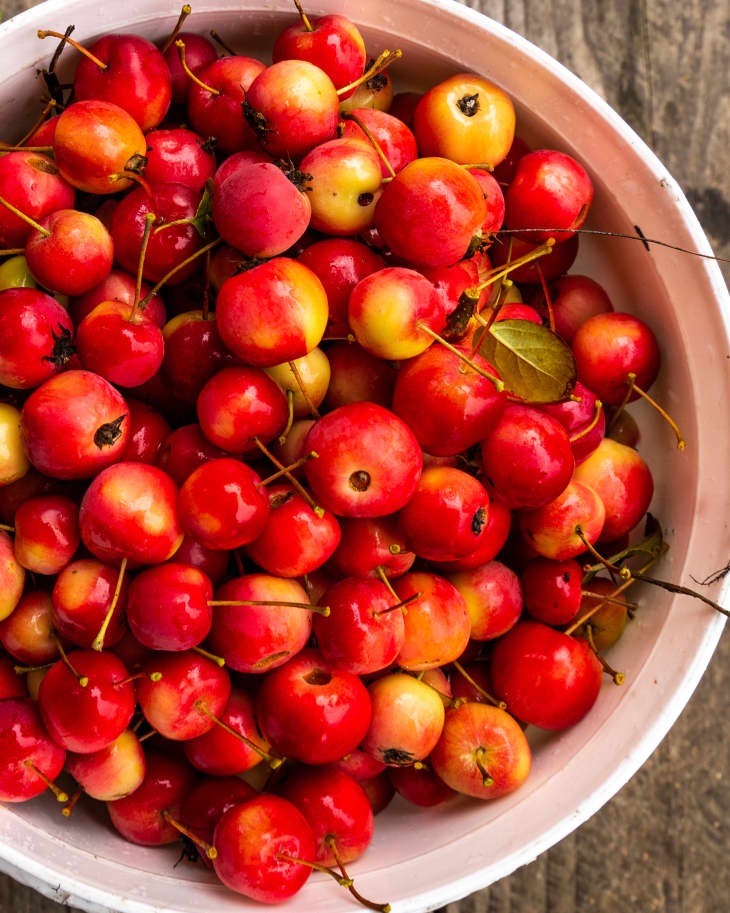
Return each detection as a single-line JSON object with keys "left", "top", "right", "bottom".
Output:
{"left": 152, "top": 217, "right": 195, "bottom": 236}
{"left": 61, "top": 788, "right": 82, "bottom": 817}
{"left": 277, "top": 853, "right": 354, "bottom": 888}
{"left": 287, "top": 360, "right": 321, "bottom": 419}
{"left": 162, "top": 810, "right": 218, "bottom": 859}
{"left": 0, "top": 248, "right": 24, "bottom": 256}
{"left": 176, "top": 39, "right": 220, "bottom": 95}
{"left": 478, "top": 277, "right": 513, "bottom": 343}
{"left": 321, "top": 334, "right": 356, "bottom": 343}
{"left": 469, "top": 239, "right": 556, "bottom": 295}
{"left": 13, "top": 661, "right": 54, "bottom": 675}
{"left": 233, "top": 549, "right": 245, "bottom": 576}
{"left": 473, "top": 747, "right": 495, "bottom": 788}
{"left": 91, "top": 557, "right": 128, "bottom": 652}
{"left": 0, "top": 194, "right": 51, "bottom": 237}
{"left": 208, "top": 598, "right": 330, "bottom": 617}
{"left": 452, "top": 660, "right": 506, "bottom": 709}
{"left": 53, "top": 636, "right": 89, "bottom": 687}
{"left": 260, "top": 450, "right": 318, "bottom": 485}
{"left": 193, "top": 645, "right": 226, "bottom": 667}
{"left": 138, "top": 730, "right": 157, "bottom": 743}
{"left": 416, "top": 322, "right": 505, "bottom": 393}
{"left": 114, "top": 671, "right": 162, "bottom": 687}
{"left": 337, "top": 49, "right": 402, "bottom": 97}
{"left": 629, "top": 571, "right": 730, "bottom": 618}
{"left": 535, "top": 261, "right": 555, "bottom": 332}
{"left": 16, "top": 98, "right": 58, "bottom": 147}
{"left": 462, "top": 162, "right": 494, "bottom": 172}
{"left": 574, "top": 527, "right": 629, "bottom": 582}
{"left": 388, "top": 543, "right": 408, "bottom": 555}
{"left": 340, "top": 112, "right": 396, "bottom": 179}
{"left": 276, "top": 390, "right": 295, "bottom": 446}
{"left": 37, "top": 30, "right": 109, "bottom": 70}
{"left": 629, "top": 375, "right": 686, "bottom": 450}
{"left": 140, "top": 237, "right": 222, "bottom": 306}
{"left": 0, "top": 143, "right": 54, "bottom": 153}
{"left": 374, "top": 565, "right": 399, "bottom": 600}
{"left": 0, "top": 523, "right": 14, "bottom": 532}
{"left": 160, "top": 4, "right": 191, "bottom": 55}
{"left": 326, "top": 835, "right": 392, "bottom": 913}
{"left": 24, "top": 761, "right": 68, "bottom": 803}
{"left": 194, "top": 700, "right": 285, "bottom": 768}
{"left": 292, "top": 0, "right": 315, "bottom": 31}
{"left": 209, "top": 29, "right": 237, "bottom": 56}
{"left": 128, "top": 213, "right": 156, "bottom": 324}
{"left": 581, "top": 589, "right": 637, "bottom": 610}
{"left": 583, "top": 624, "right": 625, "bottom": 684}
{"left": 108, "top": 170, "right": 153, "bottom": 198}
{"left": 253, "top": 436, "right": 325, "bottom": 516}
{"left": 373, "top": 591, "right": 420, "bottom": 616}
{"left": 569, "top": 399, "right": 604, "bottom": 443}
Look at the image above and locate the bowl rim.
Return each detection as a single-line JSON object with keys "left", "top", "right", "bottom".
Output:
{"left": 0, "top": 1, "right": 728, "bottom": 912}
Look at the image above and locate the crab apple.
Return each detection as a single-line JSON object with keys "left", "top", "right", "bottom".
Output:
{"left": 120, "top": 399, "right": 171, "bottom": 464}
{"left": 39, "top": 650, "right": 136, "bottom": 753}
{"left": 0, "top": 405, "right": 31, "bottom": 490}
{"left": 197, "top": 366, "right": 288, "bottom": 454}
{"left": 399, "top": 467, "right": 491, "bottom": 562}
{"left": 481, "top": 405, "right": 575, "bottom": 511}
{"left": 0, "top": 651, "right": 26, "bottom": 699}
{"left": 264, "top": 349, "right": 331, "bottom": 420}
{"left": 53, "top": 100, "right": 147, "bottom": 195}
{"left": 338, "top": 62, "right": 393, "bottom": 114}
{"left": 209, "top": 573, "right": 313, "bottom": 673}
{"left": 468, "top": 167, "right": 506, "bottom": 235}
{"left": 160, "top": 311, "right": 235, "bottom": 404}
{"left": 21, "top": 371, "right": 129, "bottom": 479}
{"left": 388, "top": 90, "right": 421, "bottom": 125}
{"left": 76, "top": 301, "right": 164, "bottom": 388}
{"left": 164, "top": 31, "right": 217, "bottom": 105}
{"left": 272, "top": 418, "right": 315, "bottom": 477}
{"left": 359, "top": 770, "right": 395, "bottom": 814}
{"left": 137, "top": 650, "right": 230, "bottom": 740}
{"left": 540, "top": 381, "right": 605, "bottom": 465}
{"left": 70, "top": 268, "right": 165, "bottom": 328}
{"left": 325, "top": 341, "right": 396, "bottom": 410}
{"left": 144, "top": 128, "right": 216, "bottom": 192}
{"left": 216, "top": 258, "right": 328, "bottom": 368}
{"left": 491, "top": 620, "right": 603, "bottom": 729}
{"left": 273, "top": 12, "right": 366, "bottom": 94}
{"left": 0, "top": 288, "right": 74, "bottom": 389}
{"left": 505, "top": 150, "right": 593, "bottom": 243}
{"left": 25, "top": 209, "right": 113, "bottom": 296}
{"left": 329, "top": 515, "right": 415, "bottom": 580}
{"left": 245, "top": 60, "right": 339, "bottom": 159}
{"left": 333, "top": 748, "right": 386, "bottom": 781}
{"left": 521, "top": 557, "right": 583, "bottom": 625}
{"left": 67, "top": 729, "right": 145, "bottom": 801}
{"left": 52, "top": 558, "right": 128, "bottom": 649}
{"left": 431, "top": 702, "right": 531, "bottom": 799}
{"left": 0, "top": 531, "right": 25, "bottom": 622}
{"left": 184, "top": 687, "right": 271, "bottom": 776}
{"left": 573, "top": 438, "right": 654, "bottom": 541}
{"left": 188, "top": 56, "right": 266, "bottom": 155}
{"left": 0, "top": 253, "right": 37, "bottom": 291}
{"left": 492, "top": 134, "right": 531, "bottom": 183}
{"left": 213, "top": 795, "right": 316, "bottom": 903}
{"left": 168, "top": 535, "right": 229, "bottom": 584}
{"left": 107, "top": 750, "right": 195, "bottom": 846}
{"left": 181, "top": 777, "right": 257, "bottom": 849}
{"left": 127, "top": 562, "right": 213, "bottom": 652}
{"left": 447, "top": 560, "right": 522, "bottom": 642}
{"left": 572, "top": 312, "right": 660, "bottom": 405}
{"left": 389, "top": 763, "right": 456, "bottom": 807}
{"left": 111, "top": 183, "right": 203, "bottom": 285}
{"left": 0, "top": 150, "right": 74, "bottom": 247}
{"left": 574, "top": 578, "right": 629, "bottom": 650}
{"left": 340, "top": 107, "right": 418, "bottom": 176}
{"left": 537, "top": 275, "right": 613, "bottom": 343}
{"left": 489, "top": 233, "right": 579, "bottom": 284}
{"left": 80, "top": 463, "right": 183, "bottom": 566}
{"left": 256, "top": 648, "right": 372, "bottom": 764}
{"left": 420, "top": 257, "right": 479, "bottom": 317}
{"left": 312, "top": 577, "right": 405, "bottom": 675}
{"left": 178, "top": 458, "right": 269, "bottom": 550}
{"left": 279, "top": 767, "right": 374, "bottom": 866}
{"left": 362, "top": 672, "right": 444, "bottom": 766}
{"left": 393, "top": 572, "right": 471, "bottom": 670}
{"left": 393, "top": 345, "right": 505, "bottom": 456}
{"left": 431, "top": 499, "right": 512, "bottom": 573}
{"left": 213, "top": 162, "right": 312, "bottom": 258}
{"left": 246, "top": 483, "right": 341, "bottom": 578}
{"left": 413, "top": 74, "right": 515, "bottom": 166}
{"left": 349, "top": 267, "right": 444, "bottom": 360}
{"left": 608, "top": 409, "right": 640, "bottom": 448}
{"left": 109, "top": 629, "right": 150, "bottom": 674}
{"left": 0, "top": 698, "right": 66, "bottom": 802}
{"left": 375, "top": 158, "right": 487, "bottom": 267}
{"left": 156, "top": 423, "right": 228, "bottom": 486}
{"left": 304, "top": 402, "right": 422, "bottom": 517}
{"left": 520, "top": 479, "right": 605, "bottom": 560}
{"left": 0, "top": 591, "right": 58, "bottom": 665}
{"left": 297, "top": 238, "right": 384, "bottom": 337}
{"left": 299, "top": 137, "right": 382, "bottom": 235}
{"left": 70, "top": 33, "right": 171, "bottom": 131}
{"left": 12, "top": 494, "right": 79, "bottom": 575}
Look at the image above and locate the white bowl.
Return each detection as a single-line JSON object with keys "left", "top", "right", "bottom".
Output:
{"left": 1, "top": 1, "right": 728, "bottom": 911}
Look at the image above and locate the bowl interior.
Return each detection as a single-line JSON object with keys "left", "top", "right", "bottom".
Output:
{"left": 0, "top": 2, "right": 728, "bottom": 912}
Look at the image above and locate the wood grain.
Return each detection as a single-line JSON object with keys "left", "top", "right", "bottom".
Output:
{"left": 0, "top": 1, "right": 728, "bottom": 912}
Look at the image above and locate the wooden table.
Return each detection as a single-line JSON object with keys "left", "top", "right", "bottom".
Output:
{"left": 0, "top": 1, "right": 728, "bottom": 911}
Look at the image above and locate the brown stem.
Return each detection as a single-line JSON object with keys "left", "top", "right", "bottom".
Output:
{"left": 0, "top": 195, "right": 51, "bottom": 237}
{"left": 113, "top": 671, "right": 162, "bottom": 687}
{"left": 535, "top": 261, "right": 555, "bottom": 332}
{"left": 287, "top": 360, "right": 321, "bottom": 419}
{"left": 108, "top": 171, "right": 153, "bottom": 197}
{"left": 209, "top": 29, "right": 237, "bottom": 56}
{"left": 128, "top": 214, "right": 156, "bottom": 324}
{"left": 473, "top": 747, "right": 494, "bottom": 787}
{"left": 61, "top": 788, "right": 82, "bottom": 817}
{"left": 0, "top": 249, "right": 24, "bottom": 256}
{"left": 91, "top": 557, "right": 127, "bottom": 652}
{"left": 253, "top": 436, "right": 324, "bottom": 516}
{"left": 259, "top": 450, "right": 318, "bottom": 485}
{"left": 176, "top": 40, "right": 220, "bottom": 95}
{"left": 574, "top": 526, "right": 629, "bottom": 581}
{"left": 570, "top": 399, "right": 603, "bottom": 443}
{"left": 340, "top": 112, "right": 396, "bottom": 178}
{"left": 194, "top": 700, "right": 284, "bottom": 768}
{"left": 53, "top": 636, "right": 88, "bottom": 687}
{"left": 630, "top": 376, "right": 686, "bottom": 450}
{"left": 470, "top": 238, "right": 555, "bottom": 294}
{"left": 37, "top": 30, "right": 109, "bottom": 70}
{"left": 0, "top": 143, "right": 54, "bottom": 153}
{"left": 453, "top": 660, "right": 506, "bottom": 709}
{"left": 337, "top": 49, "right": 402, "bottom": 97}
{"left": 140, "top": 238, "right": 222, "bottom": 306}
{"left": 372, "top": 592, "right": 420, "bottom": 616}
{"left": 24, "top": 761, "right": 68, "bottom": 802}
{"left": 277, "top": 853, "right": 352, "bottom": 887}
{"left": 292, "top": 0, "right": 314, "bottom": 31}
{"left": 416, "top": 323, "right": 505, "bottom": 392}
{"left": 160, "top": 4, "right": 191, "bottom": 55}
{"left": 581, "top": 589, "right": 637, "bottom": 609}
{"left": 584, "top": 624, "right": 625, "bottom": 684}
{"left": 162, "top": 810, "right": 218, "bottom": 859}
{"left": 0, "top": 523, "right": 14, "bottom": 532}
{"left": 629, "top": 571, "right": 730, "bottom": 619}
{"left": 326, "top": 835, "right": 392, "bottom": 913}
{"left": 208, "top": 599, "right": 330, "bottom": 617}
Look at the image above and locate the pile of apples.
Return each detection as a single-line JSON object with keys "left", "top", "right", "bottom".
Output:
{"left": 0, "top": 2, "right": 672, "bottom": 908}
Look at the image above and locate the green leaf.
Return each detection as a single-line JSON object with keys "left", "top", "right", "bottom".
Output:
{"left": 476, "top": 318, "right": 577, "bottom": 403}
{"left": 191, "top": 180, "right": 214, "bottom": 237}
